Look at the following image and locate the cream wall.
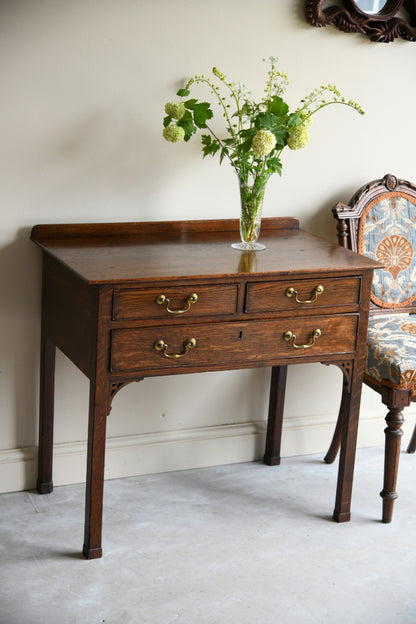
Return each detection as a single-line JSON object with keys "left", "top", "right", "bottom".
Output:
{"left": 1, "top": 0, "right": 415, "bottom": 492}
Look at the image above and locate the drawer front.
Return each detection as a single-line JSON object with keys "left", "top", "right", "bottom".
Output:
{"left": 245, "top": 277, "right": 360, "bottom": 314}
{"left": 113, "top": 284, "right": 238, "bottom": 321}
{"left": 110, "top": 314, "right": 357, "bottom": 372}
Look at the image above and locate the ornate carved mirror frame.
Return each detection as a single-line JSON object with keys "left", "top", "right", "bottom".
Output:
{"left": 305, "top": 0, "right": 416, "bottom": 41}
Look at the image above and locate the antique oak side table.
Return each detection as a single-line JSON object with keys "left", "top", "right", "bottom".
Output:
{"left": 31, "top": 217, "right": 378, "bottom": 559}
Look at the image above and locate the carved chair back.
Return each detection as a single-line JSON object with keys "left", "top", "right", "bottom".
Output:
{"left": 333, "top": 173, "right": 416, "bottom": 317}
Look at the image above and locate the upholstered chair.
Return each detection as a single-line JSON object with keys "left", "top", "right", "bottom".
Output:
{"left": 325, "top": 173, "right": 416, "bottom": 523}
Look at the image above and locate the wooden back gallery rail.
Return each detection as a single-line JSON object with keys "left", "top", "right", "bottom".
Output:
{"left": 31, "top": 217, "right": 379, "bottom": 559}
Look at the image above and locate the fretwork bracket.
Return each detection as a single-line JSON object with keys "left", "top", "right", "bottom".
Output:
{"left": 322, "top": 360, "right": 353, "bottom": 393}
{"left": 107, "top": 378, "right": 144, "bottom": 415}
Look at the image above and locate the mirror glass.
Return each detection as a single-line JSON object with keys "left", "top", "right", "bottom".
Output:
{"left": 354, "top": 0, "right": 388, "bottom": 13}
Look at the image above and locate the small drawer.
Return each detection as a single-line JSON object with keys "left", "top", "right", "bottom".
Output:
{"left": 245, "top": 277, "right": 361, "bottom": 314}
{"left": 110, "top": 314, "right": 357, "bottom": 373}
{"left": 112, "top": 284, "right": 238, "bottom": 321}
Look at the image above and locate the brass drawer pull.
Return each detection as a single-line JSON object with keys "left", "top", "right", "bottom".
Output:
{"left": 284, "top": 328, "right": 321, "bottom": 349}
{"left": 285, "top": 284, "right": 324, "bottom": 304}
{"left": 154, "top": 338, "right": 197, "bottom": 359}
{"left": 156, "top": 293, "right": 198, "bottom": 314}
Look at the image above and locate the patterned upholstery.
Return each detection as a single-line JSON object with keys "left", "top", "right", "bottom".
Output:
{"left": 366, "top": 314, "right": 416, "bottom": 397}
{"left": 358, "top": 192, "right": 416, "bottom": 309}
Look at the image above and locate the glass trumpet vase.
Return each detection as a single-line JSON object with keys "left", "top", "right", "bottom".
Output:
{"left": 231, "top": 174, "right": 269, "bottom": 251}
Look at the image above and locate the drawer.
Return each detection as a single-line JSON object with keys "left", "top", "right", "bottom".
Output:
{"left": 112, "top": 284, "right": 238, "bottom": 321}
{"left": 245, "top": 277, "right": 361, "bottom": 314}
{"left": 110, "top": 314, "right": 357, "bottom": 372}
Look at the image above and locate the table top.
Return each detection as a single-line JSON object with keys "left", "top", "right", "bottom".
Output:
{"left": 31, "top": 217, "right": 379, "bottom": 285}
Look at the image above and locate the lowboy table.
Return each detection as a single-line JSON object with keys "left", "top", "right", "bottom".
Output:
{"left": 31, "top": 217, "right": 378, "bottom": 559}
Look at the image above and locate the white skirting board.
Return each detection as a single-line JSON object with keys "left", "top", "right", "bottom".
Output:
{"left": 0, "top": 411, "right": 407, "bottom": 494}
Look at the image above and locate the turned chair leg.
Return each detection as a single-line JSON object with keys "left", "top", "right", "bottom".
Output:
{"left": 380, "top": 406, "right": 404, "bottom": 523}
{"left": 407, "top": 424, "right": 416, "bottom": 454}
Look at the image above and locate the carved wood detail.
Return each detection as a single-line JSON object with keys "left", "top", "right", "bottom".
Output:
{"left": 321, "top": 360, "right": 353, "bottom": 391}
{"left": 305, "top": 0, "right": 416, "bottom": 42}
{"left": 335, "top": 214, "right": 349, "bottom": 249}
{"left": 337, "top": 360, "right": 353, "bottom": 392}
{"left": 108, "top": 378, "right": 144, "bottom": 415}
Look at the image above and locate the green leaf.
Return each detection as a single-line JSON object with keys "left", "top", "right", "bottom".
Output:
{"left": 255, "top": 112, "right": 278, "bottom": 130}
{"left": 192, "top": 102, "right": 214, "bottom": 128}
{"left": 267, "top": 157, "right": 282, "bottom": 174}
{"left": 240, "top": 127, "right": 255, "bottom": 137}
{"left": 267, "top": 96, "right": 289, "bottom": 116}
{"left": 239, "top": 128, "right": 257, "bottom": 144}
{"left": 287, "top": 112, "right": 301, "bottom": 128}
{"left": 184, "top": 99, "right": 199, "bottom": 109}
{"left": 163, "top": 115, "right": 172, "bottom": 128}
{"left": 219, "top": 147, "right": 229, "bottom": 164}
{"left": 176, "top": 88, "right": 190, "bottom": 97}
{"left": 239, "top": 136, "right": 255, "bottom": 153}
{"left": 201, "top": 134, "right": 212, "bottom": 146}
{"left": 177, "top": 110, "right": 197, "bottom": 141}
{"left": 201, "top": 135, "right": 220, "bottom": 157}
{"left": 271, "top": 127, "right": 289, "bottom": 148}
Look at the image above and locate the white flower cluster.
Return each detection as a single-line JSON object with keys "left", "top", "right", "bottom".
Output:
{"left": 263, "top": 56, "right": 289, "bottom": 98}
{"left": 231, "top": 81, "right": 253, "bottom": 102}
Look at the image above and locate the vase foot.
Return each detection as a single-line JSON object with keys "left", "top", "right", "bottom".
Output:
{"left": 231, "top": 241, "right": 266, "bottom": 251}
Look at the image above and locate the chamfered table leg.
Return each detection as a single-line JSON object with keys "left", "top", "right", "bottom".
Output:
{"left": 37, "top": 333, "right": 56, "bottom": 495}
{"left": 82, "top": 378, "right": 108, "bottom": 559}
{"left": 264, "top": 365, "right": 288, "bottom": 466}
{"left": 332, "top": 361, "right": 362, "bottom": 523}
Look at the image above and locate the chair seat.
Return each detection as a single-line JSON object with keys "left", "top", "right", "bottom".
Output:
{"left": 366, "top": 314, "right": 416, "bottom": 395}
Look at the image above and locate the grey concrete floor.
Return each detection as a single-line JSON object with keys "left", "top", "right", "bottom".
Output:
{"left": 1, "top": 446, "right": 416, "bottom": 624}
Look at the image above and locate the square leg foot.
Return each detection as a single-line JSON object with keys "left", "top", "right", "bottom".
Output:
{"left": 333, "top": 510, "right": 351, "bottom": 523}
{"left": 263, "top": 455, "right": 281, "bottom": 466}
{"left": 37, "top": 480, "right": 53, "bottom": 494}
{"left": 82, "top": 544, "right": 103, "bottom": 560}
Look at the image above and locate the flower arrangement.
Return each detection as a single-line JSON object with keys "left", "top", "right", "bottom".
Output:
{"left": 162, "top": 57, "right": 364, "bottom": 249}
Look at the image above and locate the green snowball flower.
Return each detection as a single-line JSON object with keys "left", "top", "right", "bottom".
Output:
{"left": 297, "top": 110, "right": 312, "bottom": 128}
{"left": 164, "top": 101, "right": 186, "bottom": 120}
{"left": 287, "top": 126, "right": 310, "bottom": 150}
{"left": 163, "top": 124, "right": 185, "bottom": 143}
{"left": 251, "top": 129, "right": 277, "bottom": 157}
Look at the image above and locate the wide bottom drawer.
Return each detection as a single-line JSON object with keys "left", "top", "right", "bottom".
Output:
{"left": 110, "top": 315, "right": 358, "bottom": 373}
